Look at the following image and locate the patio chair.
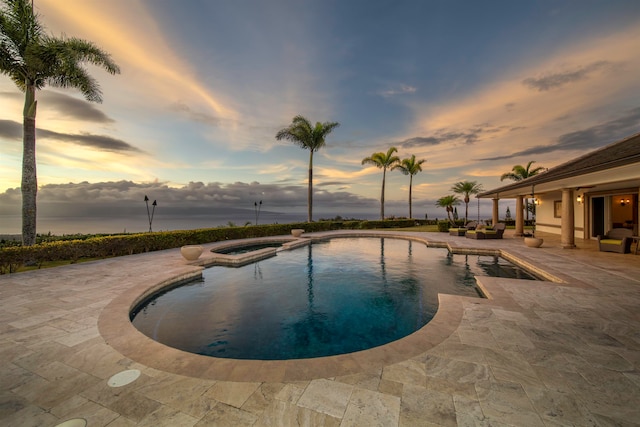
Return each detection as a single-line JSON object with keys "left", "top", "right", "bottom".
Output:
{"left": 466, "top": 223, "right": 506, "bottom": 240}
{"left": 449, "top": 221, "right": 479, "bottom": 236}
{"left": 481, "top": 222, "right": 506, "bottom": 239}
{"left": 597, "top": 228, "right": 633, "bottom": 253}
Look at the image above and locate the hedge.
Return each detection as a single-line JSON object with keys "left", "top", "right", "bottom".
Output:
{"left": 0, "top": 219, "right": 424, "bottom": 274}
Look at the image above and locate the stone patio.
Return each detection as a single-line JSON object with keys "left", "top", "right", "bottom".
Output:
{"left": 1, "top": 230, "right": 639, "bottom": 426}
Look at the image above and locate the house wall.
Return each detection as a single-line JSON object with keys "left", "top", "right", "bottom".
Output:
{"left": 532, "top": 192, "right": 586, "bottom": 238}
{"left": 535, "top": 195, "right": 558, "bottom": 235}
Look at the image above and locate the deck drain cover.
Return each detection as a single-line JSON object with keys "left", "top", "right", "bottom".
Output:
{"left": 54, "top": 419, "right": 87, "bottom": 427}
{"left": 107, "top": 369, "right": 141, "bottom": 387}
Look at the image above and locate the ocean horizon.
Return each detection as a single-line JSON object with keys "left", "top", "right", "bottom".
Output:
{"left": 0, "top": 210, "right": 389, "bottom": 236}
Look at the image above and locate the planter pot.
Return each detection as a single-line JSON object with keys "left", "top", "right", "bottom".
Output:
{"left": 524, "top": 237, "right": 544, "bottom": 248}
{"left": 291, "top": 229, "right": 305, "bottom": 238}
{"left": 181, "top": 245, "right": 204, "bottom": 260}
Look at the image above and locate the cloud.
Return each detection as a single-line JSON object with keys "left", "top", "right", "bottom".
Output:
{"left": 400, "top": 23, "right": 640, "bottom": 174}
{"left": 315, "top": 181, "right": 351, "bottom": 187}
{"left": 0, "top": 180, "right": 377, "bottom": 217}
{"left": 39, "top": 129, "right": 145, "bottom": 153}
{"left": 555, "top": 107, "right": 640, "bottom": 148}
{"left": 397, "top": 136, "right": 442, "bottom": 148}
{"left": 479, "top": 107, "right": 640, "bottom": 160}
{"left": 0, "top": 119, "right": 142, "bottom": 153}
{"left": 521, "top": 61, "right": 614, "bottom": 91}
{"left": 38, "top": 0, "right": 239, "bottom": 122}
{"left": 0, "top": 120, "right": 23, "bottom": 140}
{"left": 378, "top": 84, "right": 417, "bottom": 98}
{"left": 398, "top": 123, "right": 512, "bottom": 148}
{"left": 39, "top": 91, "right": 115, "bottom": 123}
{"left": 168, "top": 102, "right": 222, "bottom": 126}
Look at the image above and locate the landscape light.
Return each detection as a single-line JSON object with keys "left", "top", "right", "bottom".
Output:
{"left": 144, "top": 195, "right": 157, "bottom": 232}
{"left": 254, "top": 200, "right": 263, "bottom": 225}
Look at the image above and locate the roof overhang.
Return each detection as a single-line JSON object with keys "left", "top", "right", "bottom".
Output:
{"left": 479, "top": 163, "right": 640, "bottom": 199}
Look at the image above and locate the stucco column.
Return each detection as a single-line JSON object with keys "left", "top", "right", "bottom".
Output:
{"left": 492, "top": 198, "right": 499, "bottom": 227}
{"left": 561, "top": 188, "right": 576, "bottom": 249}
{"left": 515, "top": 195, "right": 524, "bottom": 236}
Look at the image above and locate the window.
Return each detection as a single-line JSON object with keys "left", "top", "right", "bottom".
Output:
{"left": 554, "top": 200, "right": 562, "bottom": 218}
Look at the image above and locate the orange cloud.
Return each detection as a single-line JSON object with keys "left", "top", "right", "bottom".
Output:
{"left": 37, "top": 0, "right": 238, "bottom": 122}
{"left": 401, "top": 21, "right": 640, "bottom": 171}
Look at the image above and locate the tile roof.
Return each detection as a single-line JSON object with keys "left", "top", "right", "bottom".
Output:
{"left": 478, "top": 131, "right": 640, "bottom": 197}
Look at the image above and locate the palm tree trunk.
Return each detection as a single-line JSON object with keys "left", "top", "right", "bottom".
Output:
{"left": 380, "top": 168, "right": 386, "bottom": 220}
{"left": 22, "top": 85, "right": 37, "bottom": 246}
{"left": 464, "top": 198, "right": 469, "bottom": 224}
{"left": 307, "top": 150, "right": 313, "bottom": 222}
{"left": 408, "top": 175, "right": 413, "bottom": 219}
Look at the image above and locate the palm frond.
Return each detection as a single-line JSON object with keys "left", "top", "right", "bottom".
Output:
{"left": 58, "top": 37, "right": 120, "bottom": 74}
{"left": 500, "top": 160, "right": 546, "bottom": 182}
{"left": 0, "top": 31, "right": 24, "bottom": 66}
{"left": 276, "top": 115, "right": 339, "bottom": 151}
{"left": 394, "top": 154, "right": 425, "bottom": 175}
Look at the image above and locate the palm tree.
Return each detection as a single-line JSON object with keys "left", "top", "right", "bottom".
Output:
{"left": 362, "top": 147, "right": 400, "bottom": 220}
{"left": 435, "top": 195, "right": 461, "bottom": 225}
{"left": 500, "top": 161, "right": 546, "bottom": 220}
{"left": 392, "top": 154, "right": 426, "bottom": 219}
{"left": 275, "top": 115, "right": 339, "bottom": 222}
{"left": 0, "top": 0, "right": 120, "bottom": 245}
{"left": 451, "top": 181, "right": 484, "bottom": 225}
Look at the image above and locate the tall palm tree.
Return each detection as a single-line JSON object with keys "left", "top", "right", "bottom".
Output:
{"left": 451, "top": 180, "right": 483, "bottom": 225}
{"left": 275, "top": 115, "right": 339, "bottom": 222}
{"left": 0, "top": 0, "right": 120, "bottom": 245}
{"left": 435, "top": 195, "right": 460, "bottom": 225}
{"left": 362, "top": 146, "right": 400, "bottom": 220}
{"left": 392, "top": 154, "right": 426, "bottom": 219}
{"left": 500, "top": 161, "right": 546, "bottom": 220}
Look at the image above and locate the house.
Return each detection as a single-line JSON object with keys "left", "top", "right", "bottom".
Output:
{"left": 477, "top": 131, "right": 640, "bottom": 248}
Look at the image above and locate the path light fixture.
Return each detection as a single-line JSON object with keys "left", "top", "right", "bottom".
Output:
{"left": 144, "top": 195, "right": 157, "bottom": 232}
{"left": 254, "top": 200, "right": 263, "bottom": 225}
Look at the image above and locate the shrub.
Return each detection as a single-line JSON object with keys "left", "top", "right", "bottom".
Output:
{"left": 0, "top": 219, "right": 438, "bottom": 274}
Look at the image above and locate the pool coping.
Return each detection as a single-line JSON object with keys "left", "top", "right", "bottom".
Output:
{"left": 97, "top": 231, "right": 567, "bottom": 382}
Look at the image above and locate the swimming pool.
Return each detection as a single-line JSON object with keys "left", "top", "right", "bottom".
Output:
{"left": 131, "top": 237, "right": 536, "bottom": 360}
{"left": 213, "top": 241, "right": 284, "bottom": 255}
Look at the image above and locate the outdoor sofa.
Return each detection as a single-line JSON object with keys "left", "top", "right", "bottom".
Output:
{"left": 465, "top": 222, "right": 506, "bottom": 240}
{"left": 449, "top": 221, "right": 478, "bottom": 236}
{"left": 597, "top": 228, "right": 633, "bottom": 253}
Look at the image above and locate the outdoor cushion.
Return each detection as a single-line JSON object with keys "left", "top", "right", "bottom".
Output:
{"left": 449, "top": 228, "right": 467, "bottom": 236}
{"left": 465, "top": 230, "right": 484, "bottom": 239}
{"left": 599, "top": 239, "right": 622, "bottom": 245}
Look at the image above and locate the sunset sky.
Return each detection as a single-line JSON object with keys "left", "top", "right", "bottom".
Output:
{"left": 1, "top": 0, "right": 640, "bottom": 233}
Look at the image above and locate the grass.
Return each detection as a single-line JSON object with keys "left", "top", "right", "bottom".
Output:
{"left": 392, "top": 224, "right": 439, "bottom": 232}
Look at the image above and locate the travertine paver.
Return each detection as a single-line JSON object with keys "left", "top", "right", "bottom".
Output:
{"left": 1, "top": 230, "right": 639, "bottom": 426}
{"left": 297, "top": 379, "right": 354, "bottom": 418}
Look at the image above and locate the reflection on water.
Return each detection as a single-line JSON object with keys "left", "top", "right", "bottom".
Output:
{"left": 132, "top": 238, "right": 536, "bottom": 360}
{"left": 444, "top": 252, "right": 538, "bottom": 282}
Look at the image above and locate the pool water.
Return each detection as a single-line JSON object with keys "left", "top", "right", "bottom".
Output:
{"left": 131, "top": 238, "right": 536, "bottom": 360}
